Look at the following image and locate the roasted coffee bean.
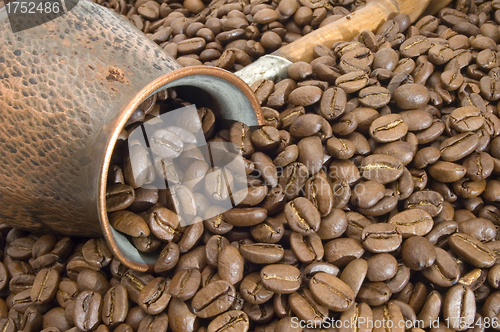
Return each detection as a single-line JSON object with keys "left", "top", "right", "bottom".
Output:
{"left": 168, "top": 298, "right": 199, "bottom": 332}
{"left": 207, "top": 310, "right": 249, "bottom": 332}
{"left": 289, "top": 288, "right": 328, "bottom": 324}
{"left": 336, "top": 70, "right": 369, "bottom": 93}
{"left": 121, "top": 270, "right": 154, "bottom": 304}
{"left": 109, "top": 210, "right": 150, "bottom": 237}
{"left": 154, "top": 242, "right": 179, "bottom": 273}
{"left": 393, "top": 83, "right": 430, "bottom": 109}
{"left": 168, "top": 269, "right": 198, "bottom": 301}
{"left": 320, "top": 87, "right": 346, "bottom": 120}
{"left": 350, "top": 180, "right": 385, "bottom": 209}
{"left": 369, "top": 114, "right": 408, "bottom": 142}
{"left": 404, "top": 191, "right": 444, "bottom": 217}
{"left": 443, "top": 285, "right": 476, "bottom": 331}
{"left": 74, "top": 290, "right": 103, "bottom": 331}
{"left": 357, "top": 281, "right": 392, "bottom": 307}
{"left": 429, "top": 161, "right": 467, "bottom": 183}
{"left": 250, "top": 217, "right": 284, "bottom": 243}
{"left": 372, "top": 302, "right": 404, "bottom": 332}
{"left": 289, "top": 232, "right": 323, "bottom": 263}
{"left": 191, "top": 280, "right": 236, "bottom": 318}
{"left": 239, "top": 273, "right": 273, "bottom": 305}
{"left": 76, "top": 268, "right": 110, "bottom": 295}
{"left": 304, "top": 171, "right": 333, "bottom": 216}
{"left": 239, "top": 244, "right": 283, "bottom": 264}
{"left": 31, "top": 268, "right": 59, "bottom": 305}
{"left": 288, "top": 86, "right": 322, "bottom": 106}
{"left": 218, "top": 245, "right": 244, "bottom": 284}
{"left": 324, "top": 238, "right": 364, "bottom": 268}
{"left": 439, "top": 132, "right": 479, "bottom": 161}
{"left": 326, "top": 137, "right": 356, "bottom": 160}
{"left": 251, "top": 126, "right": 280, "bottom": 151}
{"left": 458, "top": 217, "right": 496, "bottom": 242}
{"left": 309, "top": 272, "right": 354, "bottom": 311}
{"left": 366, "top": 253, "right": 398, "bottom": 282}
{"left": 297, "top": 136, "right": 323, "bottom": 174}
{"left": 252, "top": 152, "right": 278, "bottom": 188}
{"left": 260, "top": 264, "right": 301, "bottom": 294}
{"left": 106, "top": 184, "right": 135, "bottom": 212}
{"left": 8, "top": 237, "right": 35, "bottom": 260}
{"left": 362, "top": 223, "right": 402, "bottom": 253}
{"left": 147, "top": 206, "right": 179, "bottom": 241}
{"left": 449, "top": 233, "right": 496, "bottom": 268}
{"left": 401, "top": 236, "right": 436, "bottom": 271}
{"left": 284, "top": 197, "right": 320, "bottom": 235}
{"left": 329, "top": 159, "right": 361, "bottom": 185}
{"left": 102, "top": 285, "right": 128, "bottom": 327}
{"left": 360, "top": 154, "right": 403, "bottom": 184}
{"left": 82, "top": 238, "right": 113, "bottom": 270}
{"left": 222, "top": 208, "right": 267, "bottom": 227}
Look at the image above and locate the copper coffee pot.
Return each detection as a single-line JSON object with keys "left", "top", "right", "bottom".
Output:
{"left": 0, "top": 0, "right": 448, "bottom": 271}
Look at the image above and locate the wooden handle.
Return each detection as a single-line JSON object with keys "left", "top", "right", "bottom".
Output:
{"left": 272, "top": 0, "right": 431, "bottom": 63}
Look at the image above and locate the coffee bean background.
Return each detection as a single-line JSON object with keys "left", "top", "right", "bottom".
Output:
{"left": 3, "top": 0, "right": 500, "bottom": 331}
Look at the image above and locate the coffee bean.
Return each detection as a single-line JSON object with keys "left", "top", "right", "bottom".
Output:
{"left": 191, "top": 280, "right": 236, "bottom": 318}
{"left": 336, "top": 71, "right": 369, "bottom": 93}
{"left": 376, "top": 142, "right": 413, "bottom": 168}
{"left": 389, "top": 208, "right": 434, "bottom": 237}
{"left": 366, "top": 253, "right": 398, "bottom": 282}
{"left": 393, "top": 83, "right": 430, "bottom": 109}
{"left": 77, "top": 268, "right": 110, "bottom": 295}
{"left": 284, "top": 197, "right": 321, "bottom": 235}
{"left": 309, "top": 272, "right": 354, "bottom": 311}
{"left": 369, "top": 114, "right": 408, "bottom": 143}
{"left": 449, "top": 233, "right": 496, "bottom": 268}
{"left": 31, "top": 268, "right": 59, "bottom": 305}
{"left": 260, "top": 264, "right": 301, "bottom": 294}
{"left": 362, "top": 223, "right": 402, "bottom": 253}
{"left": 324, "top": 237, "right": 364, "bottom": 268}
{"left": 147, "top": 206, "right": 179, "bottom": 241}
{"left": 239, "top": 273, "right": 273, "bottom": 305}
{"left": 168, "top": 269, "right": 198, "bottom": 301}
{"left": 239, "top": 243, "right": 283, "bottom": 264}
{"left": 251, "top": 126, "right": 280, "bottom": 151}
{"left": 222, "top": 208, "right": 267, "bottom": 227}
{"left": 102, "top": 285, "right": 128, "bottom": 327}
{"left": 405, "top": 190, "right": 444, "bottom": 217}
{"left": 289, "top": 232, "right": 323, "bottom": 263}
{"left": 252, "top": 152, "right": 278, "bottom": 188}
{"left": 428, "top": 161, "right": 467, "bottom": 183}
{"left": 74, "top": 290, "right": 103, "bottom": 331}
{"left": 360, "top": 154, "right": 404, "bottom": 184}
{"left": 109, "top": 210, "right": 150, "bottom": 237}
{"left": 319, "top": 87, "right": 346, "bottom": 120}
{"left": 443, "top": 285, "right": 476, "bottom": 331}
{"left": 218, "top": 245, "right": 244, "bottom": 284}
{"left": 106, "top": 184, "right": 135, "bottom": 212}
{"left": 208, "top": 310, "right": 249, "bottom": 332}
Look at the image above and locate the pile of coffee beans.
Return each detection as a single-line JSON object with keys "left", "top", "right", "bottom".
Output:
{"left": 3, "top": 0, "right": 500, "bottom": 331}
{"left": 95, "top": 0, "right": 365, "bottom": 69}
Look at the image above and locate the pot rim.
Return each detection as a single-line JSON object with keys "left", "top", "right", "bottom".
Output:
{"left": 98, "top": 65, "right": 263, "bottom": 272}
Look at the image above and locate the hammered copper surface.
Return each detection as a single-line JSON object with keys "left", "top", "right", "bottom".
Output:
{"left": 0, "top": 0, "right": 262, "bottom": 244}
